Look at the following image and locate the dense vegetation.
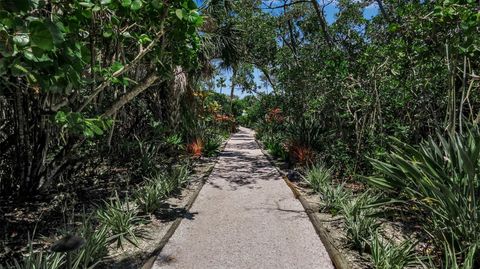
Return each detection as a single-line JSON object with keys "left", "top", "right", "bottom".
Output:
{"left": 235, "top": 0, "right": 479, "bottom": 268}
{"left": 1, "top": 0, "right": 479, "bottom": 268}
{"left": 0, "top": 0, "right": 241, "bottom": 267}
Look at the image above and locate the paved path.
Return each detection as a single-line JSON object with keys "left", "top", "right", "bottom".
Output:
{"left": 153, "top": 127, "right": 333, "bottom": 269}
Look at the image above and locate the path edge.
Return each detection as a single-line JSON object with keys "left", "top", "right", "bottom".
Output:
{"left": 141, "top": 138, "right": 229, "bottom": 269}
{"left": 253, "top": 135, "right": 351, "bottom": 269}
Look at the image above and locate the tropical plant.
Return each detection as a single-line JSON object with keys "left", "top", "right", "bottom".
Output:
{"left": 341, "top": 191, "right": 380, "bottom": 254}
{"left": 72, "top": 213, "right": 109, "bottom": 269}
{"left": 303, "top": 163, "right": 332, "bottom": 193}
{"left": 368, "top": 129, "right": 480, "bottom": 262}
{"left": 370, "top": 233, "right": 418, "bottom": 269}
{"left": 0, "top": 235, "right": 64, "bottom": 269}
{"left": 96, "top": 194, "right": 144, "bottom": 248}
{"left": 203, "top": 135, "right": 223, "bottom": 157}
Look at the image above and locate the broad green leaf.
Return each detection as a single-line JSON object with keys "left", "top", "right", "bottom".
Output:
{"left": 79, "top": 2, "right": 95, "bottom": 8}
{"left": 175, "top": 9, "right": 184, "bottom": 20}
{"left": 121, "top": 0, "right": 132, "bottom": 7}
{"left": 101, "top": 0, "right": 112, "bottom": 4}
{"left": 13, "top": 33, "right": 29, "bottom": 46}
{"left": 29, "top": 21, "right": 54, "bottom": 51}
{"left": 131, "top": 0, "right": 142, "bottom": 10}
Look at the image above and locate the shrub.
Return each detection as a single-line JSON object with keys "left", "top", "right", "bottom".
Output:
{"left": 368, "top": 129, "right": 480, "bottom": 263}
{"left": 287, "top": 142, "right": 316, "bottom": 166}
{"left": 135, "top": 163, "right": 191, "bottom": 214}
{"left": 97, "top": 194, "right": 144, "bottom": 248}
{"left": 370, "top": 233, "right": 417, "bottom": 269}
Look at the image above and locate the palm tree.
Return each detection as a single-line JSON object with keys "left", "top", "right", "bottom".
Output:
{"left": 216, "top": 76, "right": 227, "bottom": 94}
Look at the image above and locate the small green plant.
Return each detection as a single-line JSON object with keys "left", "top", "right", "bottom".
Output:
{"left": 96, "top": 194, "right": 144, "bottom": 248}
{"left": 370, "top": 233, "right": 417, "bottom": 269}
{"left": 422, "top": 243, "right": 478, "bottom": 269}
{"left": 165, "top": 134, "right": 184, "bottom": 151}
{"left": 203, "top": 135, "right": 223, "bottom": 157}
{"left": 341, "top": 191, "right": 380, "bottom": 254}
{"left": 135, "top": 163, "right": 190, "bottom": 213}
{"left": 0, "top": 235, "right": 64, "bottom": 269}
{"left": 135, "top": 136, "right": 160, "bottom": 175}
{"left": 169, "top": 162, "right": 191, "bottom": 187}
{"left": 135, "top": 178, "right": 166, "bottom": 214}
{"left": 304, "top": 163, "right": 332, "bottom": 193}
{"left": 72, "top": 213, "right": 109, "bottom": 269}
{"left": 322, "top": 183, "right": 352, "bottom": 214}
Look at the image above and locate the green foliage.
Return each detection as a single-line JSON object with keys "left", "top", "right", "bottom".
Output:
{"left": 0, "top": 236, "right": 64, "bottom": 269}
{"left": 55, "top": 111, "right": 112, "bottom": 139}
{"left": 370, "top": 233, "right": 417, "bottom": 269}
{"left": 262, "top": 133, "right": 288, "bottom": 160}
{"left": 135, "top": 162, "right": 191, "bottom": 213}
{"left": 303, "top": 163, "right": 332, "bottom": 193}
{"left": 341, "top": 191, "right": 380, "bottom": 254}
{"left": 96, "top": 194, "right": 144, "bottom": 249}
{"left": 368, "top": 129, "right": 480, "bottom": 260}
{"left": 203, "top": 135, "right": 223, "bottom": 157}
{"left": 72, "top": 214, "right": 109, "bottom": 269}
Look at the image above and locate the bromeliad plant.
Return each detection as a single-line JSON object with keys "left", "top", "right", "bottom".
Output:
{"left": 368, "top": 128, "right": 480, "bottom": 266}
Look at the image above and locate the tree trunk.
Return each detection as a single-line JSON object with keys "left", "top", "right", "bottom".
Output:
{"left": 310, "top": 0, "right": 333, "bottom": 47}
{"left": 102, "top": 73, "right": 159, "bottom": 117}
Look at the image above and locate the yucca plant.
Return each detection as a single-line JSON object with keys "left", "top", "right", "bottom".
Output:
{"left": 341, "top": 191, "right": 380, "bottom": 254}
{"left": 370, "top": 233, "right": 417, "bottom": 269}
{"left": 368, "top": 128, "right": 480, "bottom": 265}
{"left": 169, "top": 162, "right": 191, "bottom": 187}
{"left": 96, "top": 194, "right": 144, "bottom": 249}
{"left": 303, "top": 163, "right": 351, "bottom": 214}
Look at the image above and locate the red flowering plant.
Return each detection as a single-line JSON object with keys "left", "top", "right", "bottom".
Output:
{"left": 265, "top": 107, "right": 284, "bottom": 123}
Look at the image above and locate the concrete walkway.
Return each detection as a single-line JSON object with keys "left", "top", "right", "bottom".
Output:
{"left": 153, "top": 127, "right": 333, "bottom": 269}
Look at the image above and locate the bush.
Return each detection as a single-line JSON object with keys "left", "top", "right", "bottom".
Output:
{"left": 135, "top": 163, "right": 191, "bottom": 214}
{"left": 368, "top": 129, "right": 480, "bottom": 263}
{"left": 0, "top": 246, "right": 64, "bottom": 269}
{"left": 263, "top": 134, "right": 288, "bottom": 160}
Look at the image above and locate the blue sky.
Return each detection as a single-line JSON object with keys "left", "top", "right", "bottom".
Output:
{"left": 200, "top": 1, "right": 379, "bottom": 97}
